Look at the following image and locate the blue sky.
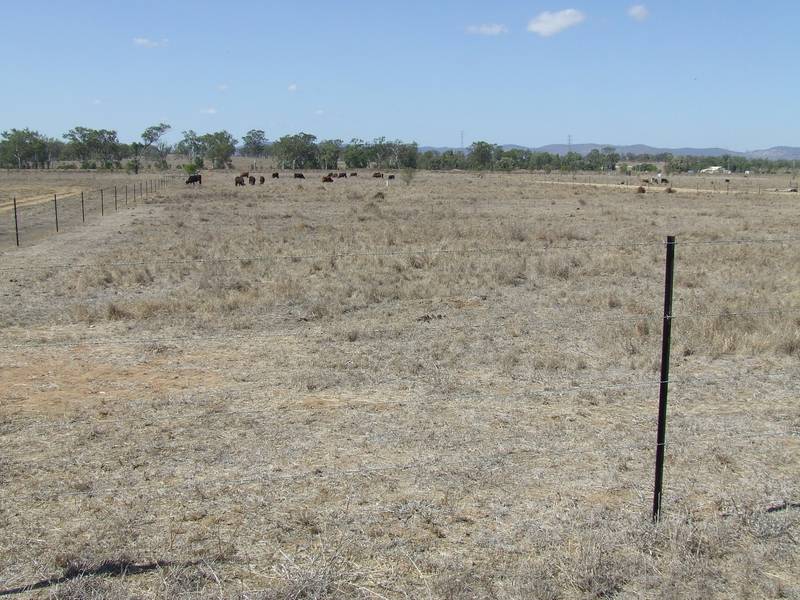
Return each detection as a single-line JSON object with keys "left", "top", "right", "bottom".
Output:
{"left": 1, "top": 1, "right": 798, "bottom": 150}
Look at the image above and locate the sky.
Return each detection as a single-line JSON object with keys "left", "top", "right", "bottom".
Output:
{"left": 1, "top": 0, "right": 798, "bottom": 151}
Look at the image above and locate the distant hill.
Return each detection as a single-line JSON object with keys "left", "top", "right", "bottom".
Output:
{"left": 419, "top": 143, "right": 800, "bottom": 160}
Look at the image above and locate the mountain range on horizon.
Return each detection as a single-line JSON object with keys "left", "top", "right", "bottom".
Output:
{"left": 417, "top": 143, "right": 800, "bottom": 161}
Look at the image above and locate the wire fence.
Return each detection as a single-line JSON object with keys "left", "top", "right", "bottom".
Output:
{"left": 1, "top": 218, "right": 798, "bottom": 595}
{"left": 1, "top": 234, "right": 799, "bottom": 274}
{"left": 1, "top": 175, "right": 182, "bottom": 248}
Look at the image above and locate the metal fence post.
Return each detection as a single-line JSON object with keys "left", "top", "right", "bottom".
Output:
{"left": 13, "top": 197, "right": 19, "bottom": 246}
{"left": 53, "top": 194, "right": 59, "bottom": 232}
{"left": 114, "top": 186, "right": 118, "bottom": 211}
{"left": 652, "top": 235, "right": 676, "bottom": 523}
{"left": 81, "top": 191, "right": 85, "bottom": 223}
{"left": 125, "top": 184, "right": 128, "bottom": 206}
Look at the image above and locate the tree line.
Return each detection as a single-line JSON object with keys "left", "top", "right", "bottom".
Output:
{"left": 2, "top": 126, "right": 797, "bottom": 174}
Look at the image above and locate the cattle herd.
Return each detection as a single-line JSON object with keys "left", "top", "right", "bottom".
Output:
{"left": 185, "top": 170, "right": 400, "bottom": 186}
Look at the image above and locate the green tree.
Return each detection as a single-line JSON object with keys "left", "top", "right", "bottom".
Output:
{"left": 200, "top": 131, "right": 238, "bottom": 168}
{"left": 141, "top": 123, "right": 171, "bottom": 152}
{"left": 396, "top": 142, "right": 419, "bottom": 168}
{"left": 468, "top": 141, "right": 495, "bottom": 169}
{"left": 318, "top": 139, "right": 343, "bottom": 170}
{"left": 273, "top": 132, "right": 319, "bottom": 169}
{"left": 175, "top": 130, "right": 205, "bottom": 160}
{"left": 241, "top": 129, "right": 268, "bottom": 157}
{"left": 343, "top": 139, "right": 369, "bottom": 168}
{"left": 0, "top": 128, "right": 48, "bottom": 168}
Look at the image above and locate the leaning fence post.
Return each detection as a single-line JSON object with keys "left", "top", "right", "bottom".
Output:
{"left": 101, "top": 189, "right": 104, "bottom": 216}
{"left": 13, "top": 197, "right": 19, "bottom": 246}
{"left": 652, "top": 235, "right": 676, "bottom": 523}
{"left": 53, "top": 194, "right": 59, "bottom": 232}
{"left": 81, "top": 191, "right": 85, "bottom": 223}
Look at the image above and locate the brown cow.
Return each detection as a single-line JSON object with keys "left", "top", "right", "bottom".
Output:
{"left": 294, "top": 173, "right": 305, "bottom": 179}
{"left": 240, "top": 171, "right": 249, "bottom": 178}
{"left": 272, "top": 172, "right": 279, "bottom": 179}
{"left": 259, "top": 176, "right": 265, "bottom": 184}
{"left": 338, "top": 172, "right": 347, "bottom": 178}
{"left": 235, "top": 176, "right": 245, "bottom": 186}
{"left": 322, "top": 176, "right": 334, "bottom": 183}
{"left": 372, "top": 172, "right": 383, "bottom": 178}
{"left": 350, "top": 172, "right": 358, "bottom": 177}
{"left": 248, "top": 176, "right": 256, "bottom": 185}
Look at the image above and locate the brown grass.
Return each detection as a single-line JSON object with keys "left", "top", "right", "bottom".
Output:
{"left": 0, "top": 169, "right": 798, "bottom": 598}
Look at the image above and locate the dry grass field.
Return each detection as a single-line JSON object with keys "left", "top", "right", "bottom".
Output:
{"left": 0, "top": 168, "right": 798, "bottom": 599}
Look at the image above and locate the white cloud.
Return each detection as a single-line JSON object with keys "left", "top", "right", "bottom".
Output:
{"left": 133, "top": 37, "right": 168, "bottom": 48}
{"left": 288, "top": 83, "right": 298, "bottom": 92}
{"left": 217, "top": 83, "right": 229, "bottom": 92}
{"left": 314, "top": 109, "right": 325, "bottom": 116}
{"left": 199, "top": 108, "right": 217, "bottom": 115}
{"left": 527, "top": 9, "right": 585, "bottom": 37}
{"left": 628, "top": 5, "right": 649, "bottom": 21}
{"left": 466, "top": 23, "right": 508, "bottom": 36}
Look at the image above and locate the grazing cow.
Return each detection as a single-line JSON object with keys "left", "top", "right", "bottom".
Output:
{"left": 259, "top": 176, "right": 265, "bottom": 184}
{"left": 373, "top": 172, "right": 383, "bottom": 178}
{"left": 338, "top": 172, "right": 347, "bottom": 178}
{"left": 322, "top": 175, "right": 334, "bottom": 183}
{"left": 272, "top": 172, "right": 279, "bottom": 179}
{"left": 294, "top": 173, "right": 305, "bottom": 179}
{"left": 636, "top": 186, "right": 646, "bottom": 194}
{"left": 350, "top": 172, "right": 358, "bottom": 177}
{"left": 248, "top": 176, "right": 256, "bottom": 185}
{"left": 327, "top": 172, "right": 336, "bottom": 178}
{"left": 660, "top": 177, "right": 669, "bottom": 184}
{"left": 240, "top": 171, "right": 249, "bottom": 178}
{"left": 185, "top": 174, "right": 202, "bottom": 185}
{"left": 235, "top": 176, "right": 246, "bottom": 186}
{"left": 387, "top": 174, "right": 395, "bottom": 180}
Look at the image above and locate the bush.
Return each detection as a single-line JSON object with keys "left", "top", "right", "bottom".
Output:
{"left": 183, "top": 163, "right": 198, "bottom": 175}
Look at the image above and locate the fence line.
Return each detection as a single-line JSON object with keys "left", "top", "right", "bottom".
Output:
{"left": 3, "top": 303, "right": 799, "bottom": 350}
{"left": 3, "top": 176, "right": 178, "bottom": 248}
{"left": 4, "top": 426, "right": 795, "bottom": 506}
{"left": 2, "top": 234, "right": 797, "bottom": 274}
{"left": 2, "top": 372, "right": 795, "bottom": 436}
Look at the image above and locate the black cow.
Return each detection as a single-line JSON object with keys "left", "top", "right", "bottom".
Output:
{"left": 185, "top": 174, "right": 202, "bottom": 185}
{"left": 259, "top": 176, "right": 265, "bottom": 184}
{"left": 350, "top": 172, "right": 358, "bottom": 177}
{"left": 322, "top": 175, "right": 334, "bottom": 183}
{"left": 235, "top": 176, "right": 245, "bottom": 186}
{"left": 272, "top": 172, "right": 279, "bottom": 179}
{"left": 338, "top": 172, "right": 347, "bottom": 178}
{"left": 372, "top": 172, "right": 383, "bottom": 178}
{"left": 248, "top": 176, "right": 256, "bottom": 185}
{"left": 294, "top": 173, "right": 305, "bottom": 179}
{"left": 387, "top": 174, "right": 395, "bottom": 180}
